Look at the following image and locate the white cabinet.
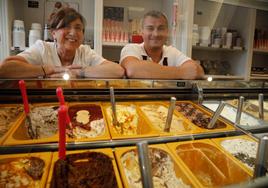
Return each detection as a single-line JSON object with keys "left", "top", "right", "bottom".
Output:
{"left": 191, "top": 0, "right": 255, "bottom": 80}
{"left": 251, "top": 9, "right": 268, "bottom": 80}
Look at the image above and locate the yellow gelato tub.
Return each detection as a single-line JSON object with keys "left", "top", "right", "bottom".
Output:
{"left": 66, "top": 102, "right": 111, "bottom": 142}
{"left": 46, "top": 148, "right": 123, "bottom": 188}
{"left": 114, "top": 144, "right": 199, "bottom": 188}
{"left": 4, "top": 102, "right": 112, "bottom": 145}
{"left": 103, "top": 102, "right": 159, "bottom": 139}
{"left": 0, "top": 152, "right": 52, "bottom": 188}
{"left": 137, "top": 101, "right": 199, "bottom": 136}
{"left": 0, "top": 104, "right": 24, "bottom": 145}
{"left": 3, "top": 103, "right": 60, "bottom": 145}
{"left": 167, "top": 139, "right": 251, "bottom": 187}
{"left": 226, "top": 99, "right": 268, "bottom": 121}
{"left": 211, "top": 135, "right": 258, "bottom": 176}
{"left": 174, "top": 101, "right": 235, "bottom": 133}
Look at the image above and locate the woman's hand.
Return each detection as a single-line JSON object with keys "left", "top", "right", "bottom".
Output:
{"left": 47, "top": 65, "right": 82, "bottom": 78}
{"left": 42, "top": 65, "right": 65, "bottom": 77}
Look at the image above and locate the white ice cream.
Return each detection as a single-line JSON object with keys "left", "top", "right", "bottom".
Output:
{"left": 140, "top": 105, "right": 189, "bottom": 132}
{"left": 106, "top": 105, "right": 138, "bottom": 135}
{"left": 203, "top": 102, "right": 262, "bottom": 126}
{"left": 220, "top": 138, "right": 258, "bottom": 171}
{"left": 121, "top": 149, "right": 191, "bottom": 188}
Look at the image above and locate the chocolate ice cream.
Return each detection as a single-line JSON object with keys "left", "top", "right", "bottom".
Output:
{"left": 51, "top": 152, "right": 118, "bottom": 188}
{"left": 175, "top": 102, "right": 225, "bottom": 129}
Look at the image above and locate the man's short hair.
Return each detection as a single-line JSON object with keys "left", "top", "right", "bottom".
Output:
{"left": 141, "top": 10, "right": 168, "bottom": 28}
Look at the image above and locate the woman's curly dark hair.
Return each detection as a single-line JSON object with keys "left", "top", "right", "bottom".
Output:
{"left": 49, "top": 7, "right": 86, "bottom": 32}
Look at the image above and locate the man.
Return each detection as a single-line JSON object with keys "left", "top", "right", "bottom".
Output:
{"left": 120, "top": 10, "right": 204, "bottom": 79}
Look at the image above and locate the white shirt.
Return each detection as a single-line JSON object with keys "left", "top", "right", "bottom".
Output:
{"left": 18, "top": 40, "right": 105, "bottom": 67}
{"left": 120, "top": 43, "right": 190, "bottom": 66}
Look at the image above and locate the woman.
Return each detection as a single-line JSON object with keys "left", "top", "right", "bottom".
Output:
{"left": 0, "top": 8, "right": 124, "bottom": 78}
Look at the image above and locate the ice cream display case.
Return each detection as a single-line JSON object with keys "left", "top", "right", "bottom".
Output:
{"left": 1, "top": 79, "right": 268, "bottom": 187}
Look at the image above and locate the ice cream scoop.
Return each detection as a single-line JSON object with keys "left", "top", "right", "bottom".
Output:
{"left": 19, "top": 80, "right": 35, "bottom": 139}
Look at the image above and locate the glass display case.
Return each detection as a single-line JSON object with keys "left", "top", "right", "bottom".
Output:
{"left": 0, "top": 79, "right": 268, "bottom": 187}
{"left": 1, "top": 0, "right": 268, "bottom": 186}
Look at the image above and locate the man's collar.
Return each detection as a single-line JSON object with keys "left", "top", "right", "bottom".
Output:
{"left": 141, "top": 43, "right": 167, "bottom": 57}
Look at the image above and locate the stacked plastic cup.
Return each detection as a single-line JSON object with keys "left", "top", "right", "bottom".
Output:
{"left": 13, "top": 20, "right": 26, "bottom": 50}
{"left": 29, "top": 23, "right": 42, "bottom": 47}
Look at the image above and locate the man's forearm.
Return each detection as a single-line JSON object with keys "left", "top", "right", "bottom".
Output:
{"left": 84, "top": 62, "right": 125, "bottom": 78}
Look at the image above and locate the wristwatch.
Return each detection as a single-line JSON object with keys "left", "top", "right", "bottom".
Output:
{"left": 79, "top": 69, "right": 85, "bottom": 78}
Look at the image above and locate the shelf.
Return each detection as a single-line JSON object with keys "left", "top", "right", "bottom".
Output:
{"left": 204, "top": 75, "right": 244, "bottom": 80}
{"left": 102, "top": 42, "right": 128, "bottom": 47}
{"left": 250, "top": 75, "right": 268, "bottom": 80}
{"left": 207, "top": 0, "right": 268, "bottom": 11}
{"left": 192, "top": 45, "right": 245, "bottom": 52}
{"left": 253, "top": 48, "right": 268, "bottom": 55}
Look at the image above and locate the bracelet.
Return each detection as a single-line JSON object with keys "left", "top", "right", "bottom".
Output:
{"left": 41, "top": 65, "right": 46, "bottom": 77}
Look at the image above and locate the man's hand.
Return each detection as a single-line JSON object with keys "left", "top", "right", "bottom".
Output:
{"left": 178, "top": 60, "right": 204, "bottom": 80}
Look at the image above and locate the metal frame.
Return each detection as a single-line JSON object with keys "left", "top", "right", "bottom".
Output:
{"left": 0, "top": 0, "right": 10, "bottom": 61}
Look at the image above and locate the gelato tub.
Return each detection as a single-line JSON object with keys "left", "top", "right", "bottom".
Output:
{"left": 104, "top": 103, "right": 158, "bottom": 139}
{"left": 202, "top": 101, "right": 264, "bottom": 128}
{"left": 175, "top": 101, "right": 234, "bottom": 132}
{"left": 212, "top": 136, "right": 259, "bottom": 175}
{"left": 226, "top": 99, "right": 268, "bottom": 121}
{"left": 0, "top": 104, "right": 23, "bottom": 144}
{"left": 167, "top": 140, "right": 251, "bottom": 187}
{"left": 248, "top": 100, "right": 268, "bottom": 111}
{"left": 138, "top": 102, "right": 196, "bottom": 135}
{"left": 115, "top": 144, "right": 198, "bottom": 188}
{"left": 0, "top": 152, "right": 51, "bottom": 188}
{"left": 27, "top": 105, "right": 58, "bottom": 139}
{"left": 67, "top": 103, "right": 110, "bottom": 141}
{"left": 47, "top": 149, "right": 122, "bottom": 188}
{"left": 3, "top": 103, "right": 60, "bottom": 145}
